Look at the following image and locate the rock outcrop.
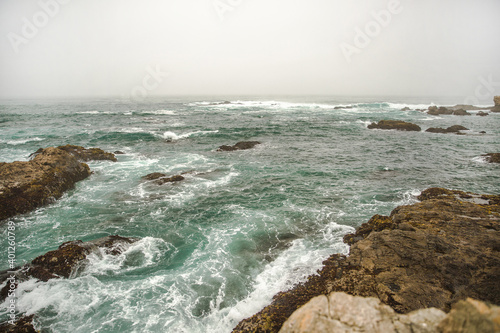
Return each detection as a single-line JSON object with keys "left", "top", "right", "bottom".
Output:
{"left": 30, "top": 145, "right": 117, "bottom": 162}
{"left": 427, "top": 106, "right": 471, "bottom": 116}
{"left": 367, "top": 120, "right": 421, "bottom": 132}
{"left": 482, "top": 153, "right": 500, "bottom": 164}
{"left": 142, "top": 173, "right": 185, "bottom": 184}
{"left": 217, "top": 141, "right": 261, "bottom": 151}
{"left": 0, "top": 148, "right": 91, "bottom": 221}
{"left": 492, "top": 96, "right": 500, "bottom": 112}
{"left": 233, "top": 188, "right": 500, "bottom": 333}
{"left": 0, "top": 315, "right": 37, "bottom": 333}
{"left": 0, "top": 235, "right": 138, "bottom": 300}
{"left": 425, "top": 125, "right": 469, "bottom": 134}
{"left": 477, "top": 111, "right": 489, "bottom": 116}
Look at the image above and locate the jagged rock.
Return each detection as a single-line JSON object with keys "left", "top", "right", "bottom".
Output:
{"left": 114, "top": 151, "right": 125, "bottom": 155}
{"left": 0, "top": 315, "right": 37, "bottom": 333}
{"left": 401, "top": 107, "right": 411, "bottom": 111}
{"left": 278, "top": 292, "right": 446, "bottom": 333}
{"left": 155, "top": 175, "right": 185, "bottom": 185}
{"left": 477, "top": 111, "right": 489, "bottom": 116}
{"left": 482, "top": 153, "right": 500, "bottom": 164}
{"left": 427, "top": 106, "right": 471, "bottom": 116}
{"left": 0, "top": 147, "right": 91, "bottom": 221}
{"left": 217, "top": 141, "right": 261, "bottom": 151}
{"left": 142, "top": 172, "right": 167, "bottom": 181}
{"left": 425, "top": 125, "right": 469, "bottom": 134}
{"left": 367, "top": 120, "right": 421, "bottom": 132}
{"left": 438, "top": 298, "right": 500, "bottom": 333}
{"left": 0, "top": 235, "right": 138, "bottom": 299}
{"left": 233, "top": 188, "right": 500, "bottom": 333}
{"left": 492, "top": 96, "right": 500, "bottom": 112}
{"left": 55, "top": 145, "right": 117, "bottom": 162}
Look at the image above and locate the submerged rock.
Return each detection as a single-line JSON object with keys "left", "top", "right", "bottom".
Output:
{"left": 142, "top": 172, "right": 167, "bottom": 180}
{"left": 217, "top": 141, "right": 261, "bottom": 151}
{"left": 0, "top": 147, "right": 91, "bottom": 221}
{"left": 155, "top": 175, "right": 185, "bottom": 185}
{"left": 425, "top": 125, "right": 469, "bottom": 134}
{"left": 55, "top": 145, "right": 117, "bottom": 162}
{"left": 367, "top": 120, "right": 421, "bottom": 132}
{"left": 233, "top": 188, "right": 500, "bottom": 333}
{"left": 279, "top": 292, "right": 446, "bottom": 333}
{"left": 482, "top": 153, "right": 500, "bottom": 164}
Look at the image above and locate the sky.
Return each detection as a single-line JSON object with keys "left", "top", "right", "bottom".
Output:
{"left": 0, "top": 0, "right": 499, "bottom": 101}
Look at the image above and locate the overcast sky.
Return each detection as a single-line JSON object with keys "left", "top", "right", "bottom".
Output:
{"left": 0, "top": 0, "right": 499, "bottom": 100}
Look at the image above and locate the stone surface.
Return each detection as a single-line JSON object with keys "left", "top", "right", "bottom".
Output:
{"left": 155, "top": 175, "right": 185, "bottom": 185}
{"left": 233, "top": 188, "right": 500, "bottom": 333}
{"left": 438, "top": 298, "right": 500, "bottom": 333}
{"left": 477, "top": 111, "right": 489, "bottom": 116}
{"left": 367, "top": 120, "right": 421, "bottom": 132}
{"left": 217, "top": 141, "right": 261, "bottom": 151}
{"left": 425, "top": 125, "right": 469, "bottom": 134}
{"left": 278, "top": 292, "right": 446, "bottom": 333}
{"left": 0, "top": 147, "right": 91, "bottom": 221}
{"left": 142, "top": 172, "right": 167, "bottom": 180}
{"left": 427, "top": 106, "right": 471, "bottom": 116}
{"left": 0, "top": 315, "right": 37, "bottom": 333}
{"left": 482, "top": 153, "right": 500, "bottom": 164}
{"left": 492, "top": 96, "right": 500, "bottom": 112}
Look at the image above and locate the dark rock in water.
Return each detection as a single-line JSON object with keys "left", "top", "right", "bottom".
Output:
{"left": 334, "top": 106, "right": 353, "bottom": 110}
{"left": 114, "top": 151, "right": 125, "bottom": 155}
{"left": 142, "top": 172, "right": 167, "bottom": 181}
{"left": 155, "top": 175, "right": 185, "bottom": 185}
{"left": 480, "top": 131, "right": 487, "bottom": 134}
{"left": 452, "top": 108, "right": 471, "bottom": 116}
{"left": 0, "top": 315, "right": 37, "bottom": 333}
{"left": 482, "top": 153, "right": 500, "bottom": 164}
{"left": 426, "top": 125, "right": 469, "bottom": 134}
{"left": 427, "top": 106, "right": 471, "bottom": 116}
{"left": 0, "top": 236, "right": 138, "bottom": 299}
{"left": 56, "top": 145, "right": 117, "bottom": 162}
{"left": 400, "top": 107, "right": 411, "bottom": 111}
{"left": 217, "top": 141, "right": 261, "bottom": 151}
{"left": 477, "top": 111, "right": 489, "bottom": 116}
{"left": 492, "top": 96, "right": 500, "bottom": 112}
{"left": 0, "top": 147, "right": 91, "bottom": 221}
{"left": 233, "top": 188, "right": 500, "bottom": 333}
{"left": 367, "top": 120, "right": 421, "bottom": 132}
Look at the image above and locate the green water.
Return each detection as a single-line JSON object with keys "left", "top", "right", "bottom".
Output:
{"left": 0, "top": 97, "right": 499, "bottom": 332}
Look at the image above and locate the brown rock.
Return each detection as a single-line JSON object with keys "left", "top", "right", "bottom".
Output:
{"left": 155, "top": 175, "right": 185, "bottom": 185}
{"left": 425, "top": 125, "right": 469, "bottom": 134}
{"left": 55, "top": 145, "right": 117, "bottom": 162}
{"left": 367, "top": 120, "right": 421, "bottom": 132}
{"left": 142, "top": 172, "right": 167, "bottom": 181}
{"left": 451, "top": 109, "right": 471, "bottom": 116}
{"left": 0, "top": 315, "right": 37, "bottom": 333}
{"left": 217, "top": 141, "right": 261, "bottom": 151}
{"left": 0, "top": 147, "right": 91, "bottom": 221}
{"left": 233, "top": 188, "right": 500, "bottom": 333}
{"left": 482, "top": 153, "right": 500, "bottom": 164}
{"left": 438, "top": 298, "right": 500, "bottom": 333}
{"left": 427, "top": 106, "right": 471, "bottom": 116}
{"left": 477, "top": 111, "right": 489, "bottom": 116}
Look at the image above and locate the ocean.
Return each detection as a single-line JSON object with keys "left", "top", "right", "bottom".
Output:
{"left": 1, "top": 96, "right": 499, "bottom": 332}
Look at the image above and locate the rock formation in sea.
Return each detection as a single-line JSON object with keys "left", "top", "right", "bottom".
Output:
{"left": 0, "top": 146, "right": 117, "bottom": 222}
{"left": 0, "top": 315, "right": 37, "bottom": 333}
{"left": 482, "top": 153, "right": 500, "bottom": 164}
{"left": 425, "top": 125, "right": 469, "bottom": 134}
{"left": 367, "top": 120, "right": 421, "bottom": 131}
{"left": 477, "top": 111, "right": 489, "bottom": 116}
{"left": 232, "top": 188, "right": 500, "bottom": 333}
{"left": 142, "top": 172, "right": 185, "bottom": 184}
{"left": 492, "top": 96, "right": 500, "bottom": 112}
{"left": 217, "top": 141, "right": 261, "bottom": 151}
{"left": 427, "top": 106, "right": 471, "bottom": 116}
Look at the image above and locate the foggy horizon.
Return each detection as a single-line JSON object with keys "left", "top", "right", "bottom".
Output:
{"left": 1, "top": 0, "right": 499, "bottom": 102}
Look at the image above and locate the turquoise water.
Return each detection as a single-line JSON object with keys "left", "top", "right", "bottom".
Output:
{"left": 1, "top": 97, "right": 499, "bottom": 332}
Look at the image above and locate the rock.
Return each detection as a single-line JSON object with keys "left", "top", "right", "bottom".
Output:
{"left": 427, "top": 106, "right": 471, "bottom": 116}
{"left": 278, "top": 292, "right": 446, "bottom": 333}
{"left": 155, "top": 175, "right": 185, "bottom": 185}
{"left": 367, "top": 120, "right": 421, "bottom": 132}
{"left": 0, "top": 315, "right": 37, "bottom": 333}
{"left": 114, "top": 151, "right": 125, "bottom": 155}
{"left": 482, "top": 153, "right": 500, "bottom": 164}
{"left": 401, "top": 107, "right": 411, "bottom": 111}
{"left": 452, "top": 109, "right": 471, "bottom": 116}
{"left": 0, "top": 235, "right": 138, "bottom": 298}
{"left": 233, "top": 188, "right": 500, "bottom": 333}
{"left": 480, "top": 131, "right": 487, "bottom": 134}
{"left": 0, "top": 147, "right": 91, "bottom": 221}
{"left": 56, "top": 145, "right": 117, "bottom": 162}
{"left": 142, "top": 172, "right": 166, "bottom": 181}
{"left": 492, "top": 96, "right": 500, "bottom": 112}
{"left": 477, "top": 111, "right": 489, "bottom": 116}
{"left": 438, "top": 298, "right": 500, "bottom": 333}
{"left": 217, "top": 141, "right": 261, "bottom": 151}
{"left": 425, "top": 125, "right": 469, "bottom": 134}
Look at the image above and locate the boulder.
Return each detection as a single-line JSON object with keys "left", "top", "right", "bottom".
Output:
{"left": 492, "top": 96, "right": 500, "bottom": 112}
{"left": 438, "top": 298, "right": 500, "bottom": 333}
{"left": 425, "top": 125, "right": 469, "bottom": 134}
{"left": 217, "top": 141, "right": 261, "bottom": 151}
{"left": 452, "top": 109, "right": 471, "bottom": 116}
{"left": 482, "top": 153, "right": 500, "bottom": 164}
{"left": 477, "top": 111, "right": 489, "bottom": 116}
{"left": 278, "top": 292, "right": 446, "bottom": 333}
{"left": 400, "top": 107, "right": 411, "bottom": 111}
{"left": 142, "top": 172, "right": 167, "bottom": 181}
{"left": 427, "top": 106, "right": 471, "bottom": 116}
{"left": 233, "top": 188, "right": 500, "bottom": 333}
{"left": 55, "top": 145, "right": 117, "bottom": 162}
{"left": 367, "top": 120, "right": 421, "bottom": 132}
{"left": 0, "top": 147, "right": 91, "bottom": 221}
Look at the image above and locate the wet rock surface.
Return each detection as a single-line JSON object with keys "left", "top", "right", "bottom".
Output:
{"left": 427, "top": 106, "right": 471, "bottom": 116}
{"left": 217, "top": 141, "right": 261, "bottom": 151}
{"left": 425, "top": 125, "right": 469, "bottom": 134}
{"left": 367, "top": 120, "right": 421, "bottom": 132}
{"left": 482, "top": 153, "right": 500, "bottom": 164}
{"left": 0, "top": 315, "right": 37, "bottom": 333}
{"left": 233, "top": 188, "right": 500, "bottom": 333}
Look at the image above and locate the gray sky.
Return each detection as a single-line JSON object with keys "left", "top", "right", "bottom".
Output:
{"left": 1, "top": 0, "right": 499, "bottom": 100}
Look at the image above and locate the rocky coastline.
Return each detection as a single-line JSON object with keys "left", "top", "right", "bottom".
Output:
{"left": 233, "top": 188, "right": 500, "bottom": 332}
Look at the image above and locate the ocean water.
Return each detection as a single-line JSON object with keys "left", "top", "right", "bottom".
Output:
{"left": 0, "top": 96, "right": 499, "bottom": 332}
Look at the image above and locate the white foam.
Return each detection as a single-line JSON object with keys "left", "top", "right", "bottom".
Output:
{"left": 141, "top": 110, "right": 176, "bottom": 115}
{"left": 387, "top": 102, "right": 433, "bottom": 110}
{"left": 2, "top": 137, "right": 45, "bottom": 145}
{"left": 161, "top": 130, "right": 219, "bottom": 141}
{"left": 472, "top": 156, "right": 488, "bottom": 164}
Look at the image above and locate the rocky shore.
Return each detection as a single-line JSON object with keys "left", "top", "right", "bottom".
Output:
{"left": 233, "top": 188, "right": 500, "bottom": 332}
{"left": 0, "top": 146, "right": 116, "bottom": 222}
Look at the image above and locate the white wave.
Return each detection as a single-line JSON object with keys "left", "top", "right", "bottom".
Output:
{"left": 2, "top": 137, "right": 45, "bottom": 145}
{"left": 76, "top": 110, "right": 100, "bottom": 114}
{"left": 161, "top": 130, "right": 219, "bottom": 141}
{"left": 394, "top": 189, "right": 421, "bottom": 206}
{"left": 472, "top": 156, "right": 489, "bottom": 164}
{"left": 141, "top": 110, "right": 176, "bottom": 115}
{"left": 387, "top": 102, "right": 433, "bottom": 110}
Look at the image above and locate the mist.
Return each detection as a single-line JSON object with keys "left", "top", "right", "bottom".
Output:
{"left": 1, "top": 0, "right": 499, "bottom": 101}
